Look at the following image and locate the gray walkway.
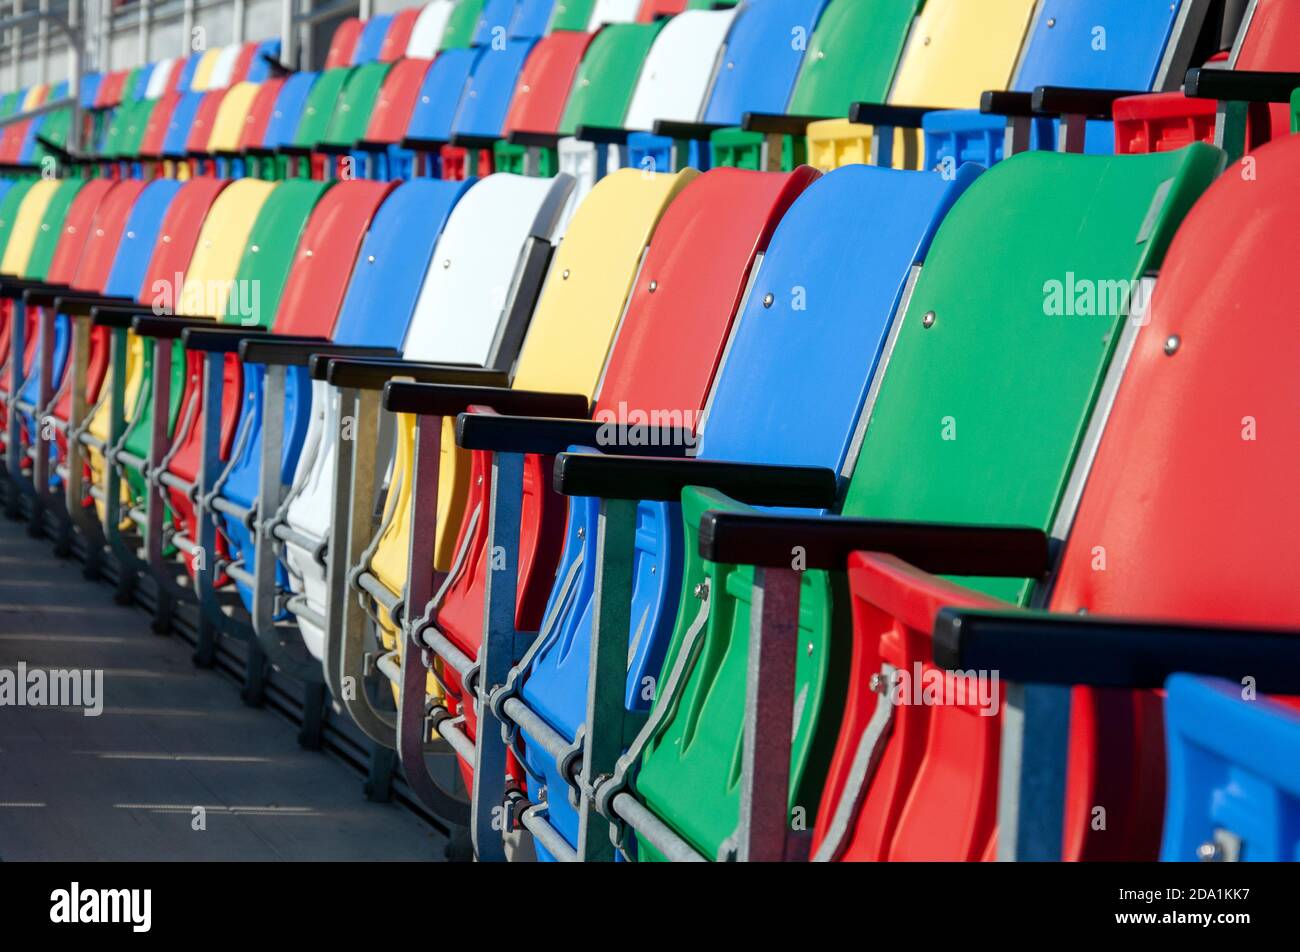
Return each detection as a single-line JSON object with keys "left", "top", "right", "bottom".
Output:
{"left": 0, "top": 516, "right": 444, "bottom": 861}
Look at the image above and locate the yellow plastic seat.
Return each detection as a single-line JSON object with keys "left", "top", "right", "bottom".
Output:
{"left": 0, "top": 179, "right": 61, "bottom": 276}
{"left": 204, "top": 82, "right": 263, "bottom": 154}
{"left": 190, "top": 48, "right": 225, "bottom": 93}
{"left": 807, "top": 0, "right": 1038, "bottom": 171}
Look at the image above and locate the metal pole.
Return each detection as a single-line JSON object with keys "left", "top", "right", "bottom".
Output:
{"left": 279, "top": 0, "right": 295, "bottom": 69}
{"left": 38, "top": 0, "right": 49, "bottom": 84}
{"left": 233, "top": 0, "right": 244, "bottom": 44}
{"left": 138, "top": 0, "right": 151, "bottom": 65}
{"left": 181, "top": 0, "right": 194, "bottom": 56}
{"left": 11, "top": 0, "right": 22, "bottom": 91}
{"left": 98, "top": 0, "right": 110, "bottom": 71}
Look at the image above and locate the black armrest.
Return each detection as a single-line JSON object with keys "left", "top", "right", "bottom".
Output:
{"left": 244, "top": 146, "right": 277, "bottom": 158}
{"left": 507, "top": 130, "right": 561, "bottom": 150}
{"left": 0, "top": 278, "right": 61, "bottom": 300}
{"left": 240, "top": 340, "right": 399, "bottom": 366}
{"left": 277, "top": 144, "right": 314, "bottom": 157}
{"left": 741, "top": 112, "right": 834, "bottom": 136}
{"left": 552, "top": 453, "right": 839, "bottom": 507}
{"left": 315, "top": 142, "right": 354, "bottom": 156}
{"left": 186, "top": 150, "right": 213, "bottom": 162}
{"left": 1030, "top": 86, "right": 1145, "bottom": 120}
{"left": 455, "top": 412, "right": 693, "bottom": 457}
{"left": 574, "top": 124, "right": 631, "bottom": 145}
{"left": 383, "top": 381, "right": 589, "bottom": 418}
{"left": 326, "top": 358, "right": 511, "bottom": 391}
{"left": 652, "top": 119, "right": 728, "bottom": 141}
{"left": 848, "top": 102, "right": 944, "bottom": 129}
{"left": 35, "top": 135, "right": 76, "bottom": 164}
{"left": 355, "top": 139, "right": 394, "bottom": 153}
{"left": 91, "top": 304, "right": 161, "bottom": 328}
{"left": 132, "top": 315, "right": 225, "bottom": 338}
{"left": 979, "top": 90, "right": 1035, "bottom": 118}
{"left": 54, "top": 292, "right": 136, "bottom": 316}
{"left": 934, "top": 608, "right": 1300, "bottom": 695}
{"left": 183, "top": 328, "right": 316, "bottom": 353}
{"left": 699, "top": 512, "right": 1050, "bottom": 576}
{"left": 450, "top": 132, "right": 501, "bottom": 150}
{"left": 400, "top": 136, "right": 447, "bottom": 152}
{"left": 1184, "top": 67, "right": 1300, "bottom": 104}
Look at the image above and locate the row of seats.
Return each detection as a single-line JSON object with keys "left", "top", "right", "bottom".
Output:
{"left": 1, "top": 0, "right": 1298, "bottom": 863}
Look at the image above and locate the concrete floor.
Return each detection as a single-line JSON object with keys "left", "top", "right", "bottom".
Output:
{"left": 0, "top": 515, "right": 445, "bottom": 861}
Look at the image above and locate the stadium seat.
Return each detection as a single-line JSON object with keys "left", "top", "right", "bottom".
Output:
{"left": 407, "top": 1, "right": 459, "bottom": 57}
{"left": 659, "top": 142, "right": 1222, "bottom": 863}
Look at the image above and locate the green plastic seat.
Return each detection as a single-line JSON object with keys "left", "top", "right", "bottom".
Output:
{"left": 322, "top": 63, "right": 392, "bottom": 153}
{"left": 547, "top": 0, "right": 596, "bottom": 31}
{"left": 291, "top": 67, "right": 355, "bottom": 153}
{"left": 636, "top": 143, "right": 1226, "bottom": 860}
{"left": 0, "top": 179, "right": 38, "bottom": 263}
{"left": 711, "top": 0, "right": 921, "bottom": 171}
{"left": 441, "top": 0, "right": 486, "bottom": 50}
{"left": 22, "top": 178, "right": 85, "bottom": 280}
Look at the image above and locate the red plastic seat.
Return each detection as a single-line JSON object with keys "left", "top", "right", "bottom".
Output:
{"left": 379, "top": 7, "right": 422, "bottom": 62}
{"left": 1115, "top": 0, "right": 1300, "bottom": 154}
{"left": 93, "top": 70, "right": 128, "bottom": 109}
{"left": 637, "top": 0, "right": 687, "bottom": 23}
{"left": 501, "top": 31, "right": 594, "bottom": 136}
{"left": 363, "top": 59, "right": 434, "bottom": 145}
{"left": 324, "top": 18, "right": 364, "bottom": 70}
{"left": 229, "top": 41, "right": 262, "bottom": 84}
{"left": 139, "top": 91, "right": 183, "bottom": 158}
{"left": 239, "top": 77, "right": 287, "bottom": 151}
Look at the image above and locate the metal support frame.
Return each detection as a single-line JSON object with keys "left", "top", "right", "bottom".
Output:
{"left": 0, "top": 9, "right": 84, "bottom": 153}
{"left": 62, "top": 314, "right": 108, "bottom": 576}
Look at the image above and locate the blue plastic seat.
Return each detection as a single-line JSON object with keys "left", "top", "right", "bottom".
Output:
{"left": 244, "top": 39, "right": 285, "bottom": 83}
{"left": 263, "top": 72, "right": 319, "bottom": 151}
{"left": 354, "top": 15, "right": 395, "bottom": 64}
{"left": 475, "top": 0, "right": 521, "bottom": 46}
{"left": 511, "top": 0, "right": 555, "bottom": 39}
{"left": 161, "top": 92, "right": 207, "bottom": 157}
{"left": 452, "top": 39, "right": 538, "bottom": 140}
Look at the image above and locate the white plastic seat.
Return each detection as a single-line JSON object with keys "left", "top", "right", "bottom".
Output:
{"left": 282, "top": 173, "right": 574, "bottom": 660}
{"left": 145, "top": 58, "right": 179, "bottom": 99}
{"left": 406, "top": 0, "right": 456, "bottom": 58}
{"left": 622, "top": 7, "right": 736, "bottom": 129}
{"left": 207, "top": 44, "right": 243, "bottom": 91}
{"left": 587, "top": 0, "right": 641, "bottom": 30}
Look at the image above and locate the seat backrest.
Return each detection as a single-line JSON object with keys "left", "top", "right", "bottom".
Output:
{"left": 145, "top": 58, "right": 179, "bottom": 98}
{"left": 183, "top": 89, "right": 228, "bottom": 154}
{"left": 406, "top": 50, "right": 476, "bottom": 141}
{"left": 206, "top": 81, "right": 262, "bottom": 153}
{"left": 123, "top": 66, "right": 151, "bottom": 102}
{"left": 453, "top": 39, "right": 537, "bottom": 138}
{"left": 594, "top": 166, "right": 819, "bottom": 420}
{"left": 292, "top": 67, "right": 355, "bottom": 149}
{"left": 702, "top": 0, "right": 829, "bottom": 125}
{"left": 271, "top": 179, "right": 398, "bottom": 338}
{"left": 365, "top": 59, "right": 434, "bottom": 144}
{"left": 403, "top": 172, "right": 572, "bottom": 366}
{"left": 785, "top": 0, "right": 920, "bottom": 115}
{"left": 1233, "top": 0, "right": 1300, "bottom": 138}
{"left": 325, "top": 18, "right": 365, "bottom": 69}
{"left": 380, "top": 7, "right": 423, "bottom": 61}
{"left": 589, "top": 0, "right": 639, "bottom": 30}
{"left": 208, "top": 43, "right": 244, "bottom": 89}
{"left": 355, "top": 15, "right": 395, "bottom": 64}
{"left": 173, "top": 179, "right": 277, "bottom": 318}
{"left": 557, "top": 21, "right": 663, "bottom": 134}
{"left": 324, "top": 62, "right": 393, "bottom": 147}
{"left": 262, "top": 72, "right": 318, "bottom": 150}
{"left": 840, "top": 145, "right": 1223, "bottom": 607}
{"left": 70, "top": 179, "right": 148, "bottom": 293}
{"left": 637, "top": 0, "right": 685, "bottom": 22}
{"left": 222, "top": 179, "right": 332, "bottom": 327}
{"left": 229, "top": 41, "right": 261, "bottom": 84}
{"left": 332, "top": 179, "right": 472, "bottom": 348}
{"left": 887, "top": 0, "right": 1038, "bottom": 109}
{"left": 512, "top": 0, "right": 556, "bottom": 38}
{"left": 190, "top": 48, "right": 225, "bottom": 92}
{"left": 502, "top": 31, "right": 592, "bottom": 135}
{"left": 139, "top": 91, "right": 182, "bottom": 156}
{"left": 160, "top": 91, "right": 205, "bottom": 157}
{"left": 244, "top": 39, "right": 284, "bottom": 83}
{"left": 93, "top": 70, "right": 126, "bottom": 108}
{"left": 44, "top": 179, "right": 115, "bottom": 286}
{"left": 475, "top": 0, "right": 520, "bottom": 45}
{"left": 512, "top": 167, "right": 695, "bottom": 399}
{"left": 623, "top": 8, "right": 737, "bottom": 129}
{"left": 170, "top": 54, "right": 200, "bottom": 94}
{"left": 140, "top": 178, "right": 230, "bottom": 306}
{"left": 407, "top": 0, "right": 457, "bottom": 57}
{"left": 442, "top": 0, "right": 486, "bottom": 50}
{"left": 238, "top": 77, "right": 287, "bottom": 150}
{"left": 698, "top": 163, "right": 980, "bottom": 481}
{"left": 102, "top": 179, "right": 181, "bottom": 299}
{"left": 2, "top": 179, "right": 67, "bottom": 278}
{"left": 0, "top": 179, "right": 38, "bottom": 267}
{"left": 19, "top": 178, "right": 83, "bottom": 280}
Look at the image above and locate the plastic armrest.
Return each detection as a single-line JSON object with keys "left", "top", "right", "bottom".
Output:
{"left": 933, "top": 608, "right": 1300, "bottom": 694}
{"left": 979, "top": 90, "right": 1035, "bottom": 117}
{"left": 400, "top": 136, "right": 447, "bottom": 152}
{"left": 574, "top": 124, "right": 631, "bottom": 145}
{"left": 315, "top": 142, "right": 354, "bottom": 156}
{"left": 848, "top": 102, "right": 943, "bottom": 129}
{"left": 91, "top": 304, "right": 162, "bottom": 328}
{"left": 53, "top": 292, "right": 136, "bottom": 315}
{"left": 277, "top": 144, "right": 314, "bottom": 157}
{"left": 132, "top": 315, "right": 232, "bottom": 338}
{"left": 741, "top": 112, "right": 835, "bottom": 136}
{"left": 0, "top": 277, "right": 62, "bottom": 300}
{"left": 698, "top": 511, "right": 1049, "bottom": 576}
{"left": 450, "top": 132, "right": 501, "bottom": 150}
{"left": 382, "top": 381, "right": 588, "bottom": 418}
{"left": 651, "top": 119, "right": 728, "bottom": 141}
{"left": 354, "top": 139, "right": 394, "bottom": 153}
{"left": 182, "top": 328, "right": 314, "bottom": 353}
{"left": 1184, "top": 67, "right": 1300, "bottom": 104}
{"left": 326, "top": 358, "right": 510, "bottom": 391}
{"left": 1031, "top": 86, "right": 1146, "bottom": 120}
{"left": 239, "top": 340, "right": 399, "bottom": 366}
{"left": 552, "top": 452, "right": 838, "bottom": 508}
{"left": 507, "top": 130, "right": 561, "bottom": 150}
{"left": 455, "top": 411, "right": 694, "bottom": 457}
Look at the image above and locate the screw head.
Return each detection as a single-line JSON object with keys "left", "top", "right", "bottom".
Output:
{"left": 1196, "top": 841, "right": 1220, "bottom": 862}
{"left": 443, "top": 259, "right": 451, "bottom": 269}
{"left": 562, "top": 269, "right": 571, "bottom": 280}
{"left": 693, "top": 581, "right": 709, "bottom": 599}
{"left": 1164, "top": 334, "right": 1181, "bottom": 356}
{"left": 869, "top": 673, "right": 885, "bottom": 693}
{"left": 922, "top": 311, "right": 936, "bottom": 329}
{"left": 648, "top": 280, "right": 658, "bottom": 293}
{"left": 1047, "top": 17, "right": 1056, "bottom": 27}
{"left": 762, "top": 293, "right": 774, "bottom": 308}
{"left": 576, "top": 526, "right": 585, "bottom": 540}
